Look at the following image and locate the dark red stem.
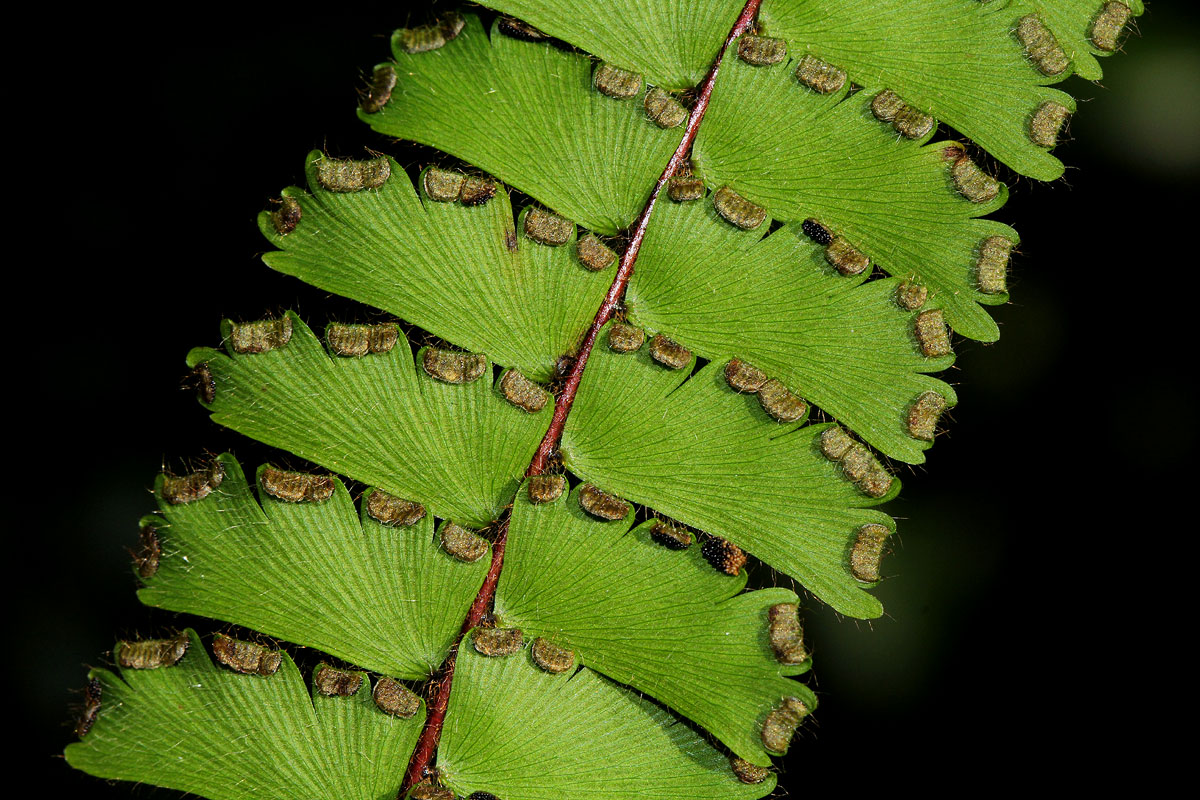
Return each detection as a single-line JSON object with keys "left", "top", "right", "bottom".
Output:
{"left": 401, "top": 1, "right": 762, "bottom": 791}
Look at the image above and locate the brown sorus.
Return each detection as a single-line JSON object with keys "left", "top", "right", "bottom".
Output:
{"left": 724, "top": 358, "right": 768, "bottom": 393}
{"left": 314, "top": 157, "right": 391, "bottom": 193}
{"left": 650, "top": 519, "right": 693, "bottom": 550}
{"left": 976, "top": 235, "right": 1013, "bottom": 294}
{"left": 499, "top": 369, "right": 549, "bottom": 413}
{"left": 649, "top": 333, "right": 691, "bottom": 369}
{"left": 1029, "top": 101, "right": 1071, "bottom": 148}
{"left": 229, "top": 316, "right": 293, "bottom": 354}
{"left": 314, "top": 664, "right": 363, "bottom": 697}
{"left": 1091, "top": 2, "right": 1132, "bottom": 51}
{"left": 578, "top": 483, "right": 631, "bottom": 521}
{"left": 608, "top": 322, "right": 645, "bottom": 353}
{"left": 118, "top": 633, "right": 189, "bottom": 670}
{"left": 731, "top": 757, "right": 770, "bottom": 784}
{"left": 527, "top": 474, "right": 566, "bottom": 504}
{"left": 326, "top": 322, "right": 399, "bottom": 357}
{"left": 737, "top": 35, "right": 787, "bottom": 66}
{"left": 531, "top": 638, "right": 576, "bottom": 674}
{"left": 76, "top": 678, "right": 102, "bottom": 738}
{"left": 271, "top": 196, "right": 302, "bottom": 235}
{"left": 213, "top": 634, "right": 282, "bottom": 676}
{"left": 472, "top": 626, "right": 524, "bottom": 657}
{"left": 712, "top": 185, "right": 766, "bottom": 230}
{"left": 498, "top": 16, "right": 550, "bottom": 41}
{"left": 422, "top": 347, "right": 487, "bottom": 384}
{"left": 440, "top": 522, "right": 489, "bottom": 562}
{"left": 761, "top": 696, "right": 809, "bottom": 754}
{"left": 794, "top": 54, "right": 846, "bottom": 94}
{"left": 1015, "top": 14, "right": 1068, "bottom": 76}
{"left": 260, "top": 467, "right": 336, "bottom": 503}
{"left": 768, "top": 603, "right": 808, "bottom": 665}
{"left": 950, "top": 154, "right": 1001, "bottom": 204}
{"left": 577, "top": 233, "right": 618, "bottom": 271}
{"left": 423, "top": 167, "right": 465, "bottom": 202}
{"left": 825, "top": 236, "right": 870, "bottom": 276}
{"left": 373, "top": 676, "right": 420, "bottom": 718}
{"left": 850, "top": 523, "right": 891, "bottom": 582}
{"left": 907, "top": 391, "right": 948, "bottom": 442}
{"left": 161, "top": 460, "right": 224, "bottom": 505}
{"left": 644, "top": 86, "right": 688, "bottom": 128}
{"left": 895, "top": 279, "right": 928, "bottom": 310}
{"left": 365, "top": 489, "right": 426, "bottom": 527}
{"left": 593, "top": 63, "right": 642, "bottom": 98}
{"left": 524, "top": 207, "right": 574, "bottom": 246}
{"left": 701, "top": 536, "right": 746, "bottom": 576}
{"left": 459, "top": 175, "right": 497, "bottom": 206}
{"left": 134, "top": 524, "right": 161, "bottom": 579}
{"left": 914, "top": 308, "right": 953, "bottom": 358}
{"left": 190, "top": 362, "right": 216, "bottom": 404}
{"left": 360, "top": 64, "right": 396, "bottom": 112}
{"left": 757, "top": 379, "right": 807, "bottom": 423}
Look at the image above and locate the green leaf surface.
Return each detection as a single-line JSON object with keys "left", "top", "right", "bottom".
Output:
{"left": 1034, "top": 0, "right": 1144, "bottom": 81}
{"left": 695, "top": 53, "right": 1018, "bottom": 341}
{"left": 260, "top": 153, "right": 613, "bottom": 382}
{"left": 362, "top": 13, "right": 684, "bottom": 234}
{"left": 437, "top": 641, "right": 775, "bottom": 799}
{"left": 561, "top": 323, "right": 896, "bottom": 619}
{"left": 138, "top": 455, "right": 486, "bottom": 679}
{"left": 758, "top": 0, "right": 1077, "bottom": 180}
{"left": 65, "top": 631, "right": 421, "bottom": 800}
{"left": 625, "top": 198, "right": 957, "bottom": 463}
{"left": 187, "top": 312, "right": 549, "bottom": 527}
{"left": 479, "top": 0, "right": 743, "bottom": 90}
{"left": 496, "top": 481, "right": 814, "bottom": 764}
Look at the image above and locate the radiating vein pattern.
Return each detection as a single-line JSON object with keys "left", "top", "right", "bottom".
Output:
{"left": 139, "top": 455, "right": 486, "bottom": 678}
{"left": 562, "top": 324, "right": 896, "bottom": 618}
{"left": 65, "top": 631, "right": 422, "bottom": 800}
{"left": 187, "top": 313, "right": 549, "bottom": 527}
{"left": 496, "top": 481, "right": 813, "bottom": 763}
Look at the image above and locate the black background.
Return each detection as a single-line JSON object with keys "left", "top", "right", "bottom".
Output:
{"left": 12, "top": 1, "right": 1194, "bottom": 796}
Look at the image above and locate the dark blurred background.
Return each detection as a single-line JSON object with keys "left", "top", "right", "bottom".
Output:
{"left": 11, "top": 1, "right": 1194, "bottom": 795}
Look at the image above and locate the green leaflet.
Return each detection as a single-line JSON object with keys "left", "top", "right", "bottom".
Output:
{"left": 138, "top": 455, "right": 486, "bottom": 679}
{"left": 496, "top": 481, "right": 814, "bottom": 765}
{"left": 625, "top": 198, "right": 958, "bottom": 463}
{"left": 1034, "top": 0, "right": 1145, "bottom": 81}
{"left": 479, "top": 0, "right": 743, "bottom": 90}
{"left": 187, "top": 312, "right": 549, "bottom": 527}
{"left": 561, "top": 323, "right": 896, "bottom": 619}
{"left": 361, "top": 14, "right": 684, "bottom": 234}
{"left": 260, "top": 153, "right": 613, "bottom": 383}
{"left": 695, "top": 52, "right": 1017, "bottom": 342}
{"left": 438, "top": 641, "right": 774, "bottom": 799}
{"left": 65, "top": 630, "right": 422, "bottom": 800}
{"left": 758, "top": 0, "right": 1079, "bottom": 180}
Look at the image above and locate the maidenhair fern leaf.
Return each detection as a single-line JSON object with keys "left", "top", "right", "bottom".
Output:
{"left": 64, "top": 630, "right": 424, "bottom": 800}
{"left": 624, "top": 199, "right": 957, "bottom": 463}
{"left": 496, "top": 481, "right": 813, "bottom": 764}
{"left": 137, "top": 455, "right": 486, "bottom": 678}
{"left": 437, "top": 643, "right": 773, "bottom": 799}
{"left": 67, "top": 1, "right": 1145, "bottom": 797}
{"left": 561, "top": 323, "right": 895, "bottom": 619}
{"left": 186, "top": 312, "right": 549, "bottom": 527}
{"left": 480, "top": 0, "right": 744, "bottom": 89}
{"left": 259, "top": 153, "right": 612, "bottom": 382}
{"left": 694, "top": 56, "right": 1016, "bottom": 341}
{"left": 362, "top": 14, "right": 683, "bottom": 233}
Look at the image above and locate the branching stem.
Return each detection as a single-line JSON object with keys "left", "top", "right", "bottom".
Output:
{"left": 401, "top": 1, "right": 762, "bottom": 791}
